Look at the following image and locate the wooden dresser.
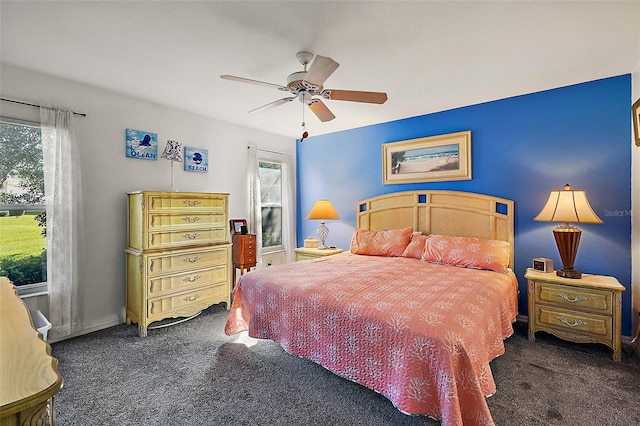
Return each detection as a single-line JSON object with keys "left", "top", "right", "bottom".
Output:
{"left": 125, "top": 191, "right": 232, "bottom": 337}
{"left": 525, "top": 268, "right": 625, "bottom": 361}
{"left": 0, "top": 277, "right": 63, "bottom": 426}
{"left": 232, "top": 233, "right": 256, "bottom": 287}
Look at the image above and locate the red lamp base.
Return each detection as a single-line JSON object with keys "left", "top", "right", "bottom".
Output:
{"left": 556, "top": 268, "right": 582, "bottom": 279}
{"left": 553, "top": 226, "right": 583, "bottom": 279}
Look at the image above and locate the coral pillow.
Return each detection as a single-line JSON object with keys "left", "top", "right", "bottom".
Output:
{"left": 350, "top": 227, "right": 413, "bottom": 257}
{"left": 402, "top": 234, "right": 430, "bottom": 259}
{"left": 421, "top": 234, "right": 511, "bottom": 273}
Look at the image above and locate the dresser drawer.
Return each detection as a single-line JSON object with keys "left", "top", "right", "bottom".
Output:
{"left": 147, "top": 283, "right": 228, "bottom": 320}
{"left": 534, "top": 282, "right": 612, "bottom": 315}
{"left": 146, "top": 246, "right": 229, "bottom": 276}
{"left": 534, "top": 305, "right": 612, "bottom": 339}
{"left": 147, "top": 264, "right": 228, "bottom": 298}
{"left": 147, "top": 227, "right": 227, "bottom": 250}
{"left": 147, "top": 193, "right": 227, "bottom": 211}
{"left": 148, "top": 211, "right": 225, "bottom": 229}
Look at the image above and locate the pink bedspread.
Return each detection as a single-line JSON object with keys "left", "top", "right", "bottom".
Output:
{"left": 225, "top": 252, "right": 518, "bottom": 426}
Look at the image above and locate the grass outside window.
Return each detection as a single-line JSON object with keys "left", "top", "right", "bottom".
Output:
{"left": 0, "top": 213, "right": 46, "bottom": 285}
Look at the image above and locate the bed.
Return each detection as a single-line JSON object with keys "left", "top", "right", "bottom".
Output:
{"left": 225, "top": 190, "right": 518, "bottom": 425}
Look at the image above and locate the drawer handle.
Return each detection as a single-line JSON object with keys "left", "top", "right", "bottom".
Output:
{"left": 183, "top": 216, "right": 202, "bottom": 223}
{"left": 183, "top": 233, "right": 201, "bottom": 240}
{"left": 557, "top": 316, "right": 587, "bottom": 327}
{"left": 183, "top": 275, "right": 201, "bottom": 283}
{"left": 183, "top": 293, "right": 201, "bottom": 302}
{"left": 150, "top": 302, "right": 156, "bottom": 315}
{"left": 556, "top": 292, "right": 587, "bottom": 303}
{"left": 183, "top": 256, "right": 201, "bottom": 263}
{"left": 183, "top": 200, "right": 201, "bottom": 207}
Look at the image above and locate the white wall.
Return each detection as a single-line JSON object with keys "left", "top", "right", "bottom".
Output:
{"left": 1, "top": 64, "right": 295, "bottom": 341}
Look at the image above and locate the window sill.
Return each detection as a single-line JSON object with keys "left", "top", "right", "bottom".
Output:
{"left": 16, "top": 282, "right": 48, "bottom": 298}
{"left": 262, "top": 246, "right": 285, "bottom": 254}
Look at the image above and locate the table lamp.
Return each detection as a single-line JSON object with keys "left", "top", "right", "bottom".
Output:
{"left": 534, "top": 184, "right": 603, "bottom": 278}
{"left": 306, "top": 200, "right": 340, "bottom": 249}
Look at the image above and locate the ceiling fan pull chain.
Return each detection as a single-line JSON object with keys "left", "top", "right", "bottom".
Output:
{"left": 300, "top": 102, "right": 308, "bottom": 142}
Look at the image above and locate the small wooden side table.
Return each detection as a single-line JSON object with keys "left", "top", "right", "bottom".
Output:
{"left": 294, "top": 247, "right": 343, "bottom": 262}
{"left": 525, "top": 268, "right": 625, "bottom": 361}
{"left": 232, "top": 234, "right": 257, "bottom": 287}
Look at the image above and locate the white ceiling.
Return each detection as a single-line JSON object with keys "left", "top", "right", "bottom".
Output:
{"left": 1, "top": 1, "right": 639, "bottom": 139}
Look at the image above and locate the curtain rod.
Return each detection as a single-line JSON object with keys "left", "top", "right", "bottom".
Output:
{"left": 248, "top": 145, "right": 292, "bottom": 156}
{"left": 1, "top": 97, "right": 87, "bottom": 117}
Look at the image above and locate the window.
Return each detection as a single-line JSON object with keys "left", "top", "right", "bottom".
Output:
{"left": 0, "top": 120, "right": 47, "bottom": 294}
{"left": 259, "top": 160, "right": 282, "bottom": 250}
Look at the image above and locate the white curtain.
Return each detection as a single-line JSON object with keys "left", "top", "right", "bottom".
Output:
{"left": 281, "top": 153, "right": 296, "bottom": 263}
{"left": 41, "top": 106, "right": 82, "bottom": 339}
{"left": 247, "top": 147, "right": 263, "bottom": 268}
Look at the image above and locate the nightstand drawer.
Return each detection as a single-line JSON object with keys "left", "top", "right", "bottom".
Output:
{"left": 296, "top": 253, "right": 318, "bottom": 262}
{"left": 534, "top": 305, "right": 612, "bottom": 339}
{"left": 294, "top": 247, "right": 343, "bottom": 261}
{"left": 535, "top": 282, "right": 612, "bottom": 315}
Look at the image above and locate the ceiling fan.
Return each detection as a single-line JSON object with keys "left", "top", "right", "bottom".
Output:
{"left": 220, "top": 52, "right": 388, "bottom": 123}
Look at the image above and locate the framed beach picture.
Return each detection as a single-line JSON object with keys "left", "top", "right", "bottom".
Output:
{"left": 183, "top": 146, "right": 208, "bottom": 173}
{"left": 382, "top": 131, "right": 472, "bottom": 184}
{"left": 125, "top": 128, "right": 158, "bottom": 160}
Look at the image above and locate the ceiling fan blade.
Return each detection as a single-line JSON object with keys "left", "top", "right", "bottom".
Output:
{"left": 303, "top": 55, "right": 339, "bottom": 87}
{"left": 322, "top": 89, "right": 388, "bottom": 104}
{"left": 308, "top": 99, "right": 336, "bottom": 122}
{"left": 248, "top": 97, "right": 295, "bottom": 113}
{"left": 220, "top": 75, "right": 288, "bottom": 91}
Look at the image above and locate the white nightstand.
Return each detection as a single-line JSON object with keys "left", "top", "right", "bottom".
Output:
{"left": 294, "top": 247, "right": 343, "bottom": 262}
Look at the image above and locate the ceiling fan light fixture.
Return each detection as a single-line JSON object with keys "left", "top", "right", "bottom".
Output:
{"left": 298, "top": 92, "right": 313, "bottom": 104}
{"left": 296, "top": 51, "right": 314, "bottom": 67}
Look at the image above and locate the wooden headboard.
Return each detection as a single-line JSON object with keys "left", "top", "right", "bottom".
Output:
{"left": 356, "top": 190, "right": 515, "bottom": 268}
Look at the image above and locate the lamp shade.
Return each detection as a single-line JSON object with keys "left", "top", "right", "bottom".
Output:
{"left": 534, "top": 184, "right": 602, "bottom": 225}
{"left": 306, "top": 200, "right": 340, "bottom": 220}
{"left": 161, "top": 140, "right": 183, "bottom": 162}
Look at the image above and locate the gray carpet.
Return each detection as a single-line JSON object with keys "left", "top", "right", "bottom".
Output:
{"left": 51, "top": 304, "right": 640, "bottom": 425}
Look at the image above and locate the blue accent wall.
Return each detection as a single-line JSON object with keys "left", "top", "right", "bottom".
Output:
{"left": 297, "top": 75, "right": 633, "bottom": 335}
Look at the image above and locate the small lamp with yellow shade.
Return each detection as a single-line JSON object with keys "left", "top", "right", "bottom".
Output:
{"left": 534, "top": 184, "right": 603, "bottom": 279}
{"left": 306, "top": 200, "right": 340, "bottom": 249}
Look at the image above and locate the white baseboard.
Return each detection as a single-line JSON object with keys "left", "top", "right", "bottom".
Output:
{"left": 48, "top": 315, "right": 123, "bottom": 344}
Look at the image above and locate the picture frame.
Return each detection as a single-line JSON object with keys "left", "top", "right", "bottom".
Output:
{"left": 183, "top": 146, "right": 209, "bottom": 173}
{"left": 382, "top": 130, "right": 472, "bottom": 184}
{"left": 633, "top": 98, "right": 640, "bottom": 147}
{"left": 125, "top": 128, "right": 158, "bottom": 160}
{"left": 229, "top": 219, "right": 247, "bottom": 234}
